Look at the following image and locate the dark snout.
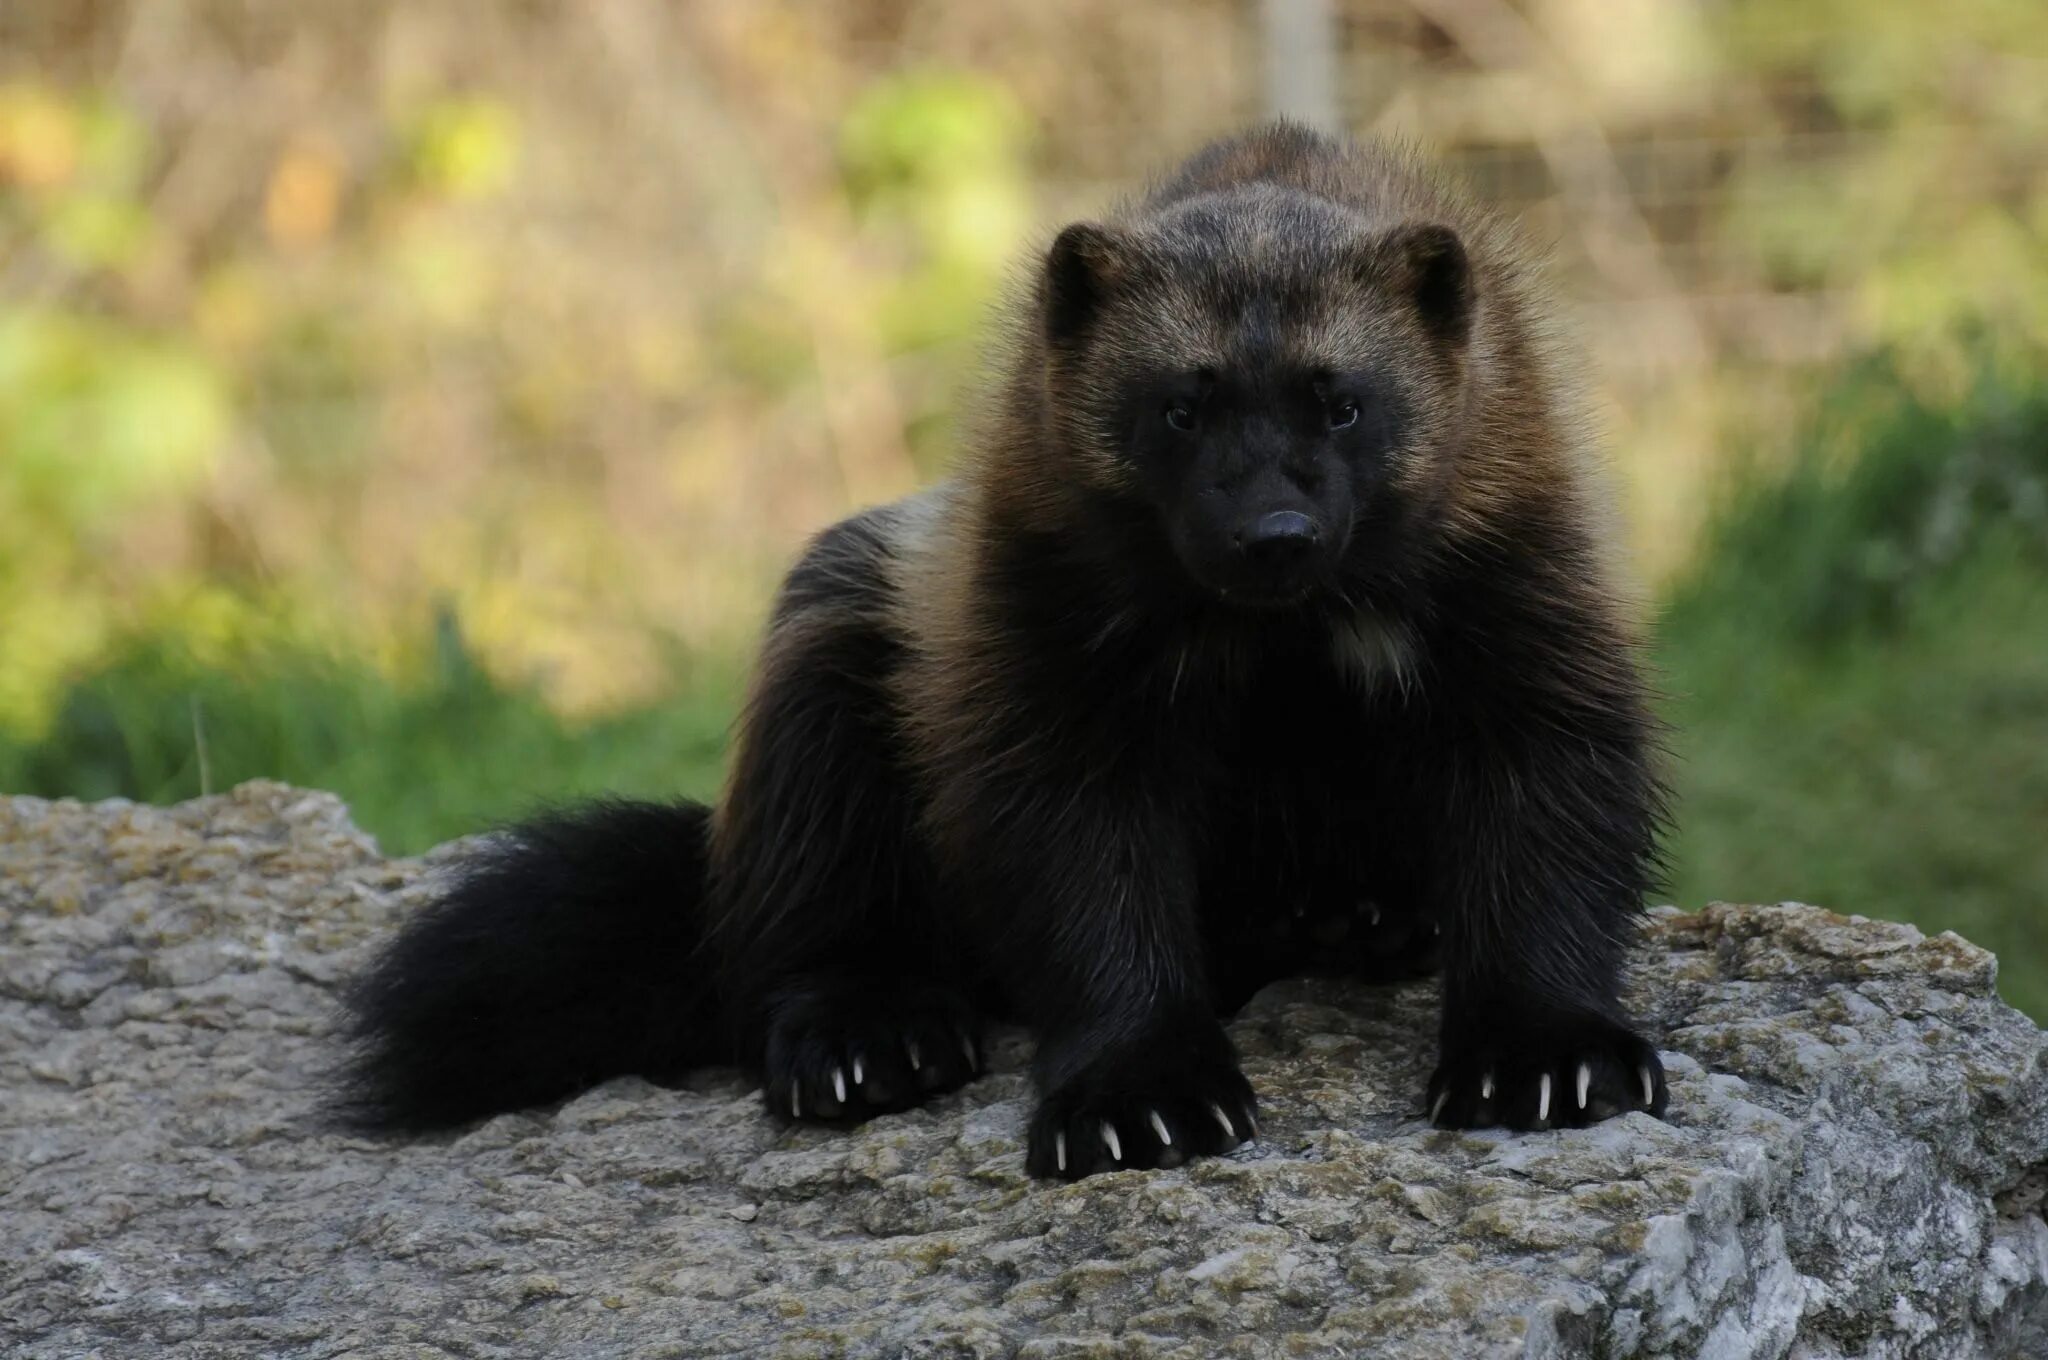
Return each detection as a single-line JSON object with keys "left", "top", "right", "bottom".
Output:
{"left": 1237, "top": 510, "right": 1320, "bottom": 565}
{"left": 1221, "top": 505, "right": 1337, "bottom": 604}
{"left": 1167, "top": 455, "right": 1355, "bottom": 610}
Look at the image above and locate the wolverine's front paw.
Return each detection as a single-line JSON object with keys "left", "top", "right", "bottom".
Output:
{"left": 761, "top": 980, "right": 982, "bottom": 1124}
{"left": 1025, "top": 1023, "right": 1257, "bottom": 1181}
{"left": 1428, "top": 1012, "right": 1666, "bottom": 1130}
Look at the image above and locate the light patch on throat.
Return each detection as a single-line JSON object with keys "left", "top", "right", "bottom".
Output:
{"left": 1329, "top": 610, "right": 1417, "bottom": 695}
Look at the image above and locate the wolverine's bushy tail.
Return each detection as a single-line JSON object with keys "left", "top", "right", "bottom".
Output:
{"left": 339, "top": 799, "right": 724, "bottom": 1130}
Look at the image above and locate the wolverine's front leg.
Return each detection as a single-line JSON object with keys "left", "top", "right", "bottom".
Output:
{"left": 936, "top": 775, "right": 1257, "bottom": 1180}
{"left": 1419, "top": 718, "right": 1670, "bottom": 1131}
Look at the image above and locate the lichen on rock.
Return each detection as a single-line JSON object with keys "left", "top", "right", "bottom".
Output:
{"left": 3, "top": 781, "right": 2045, "bottom": 1357}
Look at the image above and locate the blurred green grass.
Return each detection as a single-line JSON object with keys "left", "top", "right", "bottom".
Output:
{"left": 2, "top": 349, "right": 2044, "bottom": 1015}
{"left": 1659, "top": 352, "right": 2048, "bottom": 1015}
{"left": 0, "top": 614, "right": 737, "bottom": 853}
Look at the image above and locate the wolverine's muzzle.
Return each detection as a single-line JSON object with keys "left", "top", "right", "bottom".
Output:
{"left": 1212, "top": 503, "right": 1345, "bottom": 606}
{"left": 1237, "top": 508, "right": 1320, "bottom": 565}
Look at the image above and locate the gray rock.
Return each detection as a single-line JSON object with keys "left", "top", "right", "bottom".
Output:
{"left": 2, "top": 780, "right": 2045, "bottom": 1358}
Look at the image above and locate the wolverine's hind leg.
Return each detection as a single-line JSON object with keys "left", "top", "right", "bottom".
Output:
{"left": 711, "top": 507, "right": 982, "bottom": 1123}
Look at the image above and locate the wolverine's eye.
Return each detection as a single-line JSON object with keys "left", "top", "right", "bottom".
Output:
{"left": 1328, "top": 399, "right": 1361, "bottom": 431}
{"left": 1163, "top": 404, "right": 1197, "bottom": 433}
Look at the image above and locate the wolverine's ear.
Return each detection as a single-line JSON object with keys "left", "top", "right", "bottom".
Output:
{"left": 1373, "top": 222, "right": 1474, "bottom": 348}
{"left": 1044, "top": 222, "right": 1136, "bottom": 348}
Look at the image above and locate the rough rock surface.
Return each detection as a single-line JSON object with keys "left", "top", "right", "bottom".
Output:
{"left": 3, "top": 782, "right": 2047, "bottom": 1359}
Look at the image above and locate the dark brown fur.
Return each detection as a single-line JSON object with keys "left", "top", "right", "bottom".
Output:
{"left": 341, "top": 125, "right": 1670, "bottom": 1180}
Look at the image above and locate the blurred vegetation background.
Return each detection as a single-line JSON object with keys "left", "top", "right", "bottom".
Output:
{"left": 1, "top": 3, "right": 2044, "bottom": 1009}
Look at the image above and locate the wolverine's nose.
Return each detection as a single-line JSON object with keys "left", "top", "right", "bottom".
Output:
{"left": 1235, "top": 510, "right": 1322, "bottom": 570}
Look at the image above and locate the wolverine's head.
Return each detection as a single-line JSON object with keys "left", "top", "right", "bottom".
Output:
{"left": 1037, "top": 184, "right": 1476, "bottom": 609}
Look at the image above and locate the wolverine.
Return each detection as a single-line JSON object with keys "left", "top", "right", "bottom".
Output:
{"left": 341, "top": 123, "right": 1671, "bottom": 1179}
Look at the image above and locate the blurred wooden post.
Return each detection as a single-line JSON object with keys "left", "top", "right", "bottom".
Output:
{"left": 1260, "top": 0, "right": 1340, "bottom": 132}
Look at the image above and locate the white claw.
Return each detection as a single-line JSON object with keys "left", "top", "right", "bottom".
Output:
{"left": 907, "top": 1040, "right": 922, "bottom": 1071}
{"left": 791, "top": 1081, "right": 802, "bottom": 1119}
{"left": 1538, "top": 1072, "right": 1552, "bottom": 1123}
{"left": 1149, "top": 1110, "right": 1172, "bottom": 1146}
{"left": 1640, "top": 1065, "right": 1656, "bottom": 1108}
{"left": 852, "top": 1056, "right": 865, "bottom": 1086}
{"left": 1480, "top": 1072, "right": 1494, "bottom": 1101}
{"left": 833, "top": 1067, "right": 847, "bottom": 1104}
{"left": 1430, "top": 1090, "right": 1449, "bottom": 1125}
{"left": 1212, "top": 1103, "right": 1238, "bottom": 1140}
{"left": 1102, "top": 1121, "right": 1123, "bottom": 1162}
{"left": 960, "top": 1033, "right": 977, "bottom": 1071}
{"left": 1055, "top": 1131, "right": 1067, "bottom": 1173}
{"left": 1576, "top": 1063, "right": 1590, "bottom": 1111}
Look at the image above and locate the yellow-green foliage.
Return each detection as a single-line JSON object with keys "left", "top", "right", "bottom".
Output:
{"left": 0, "top": 18, "right": 1047, "bottom": 721}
